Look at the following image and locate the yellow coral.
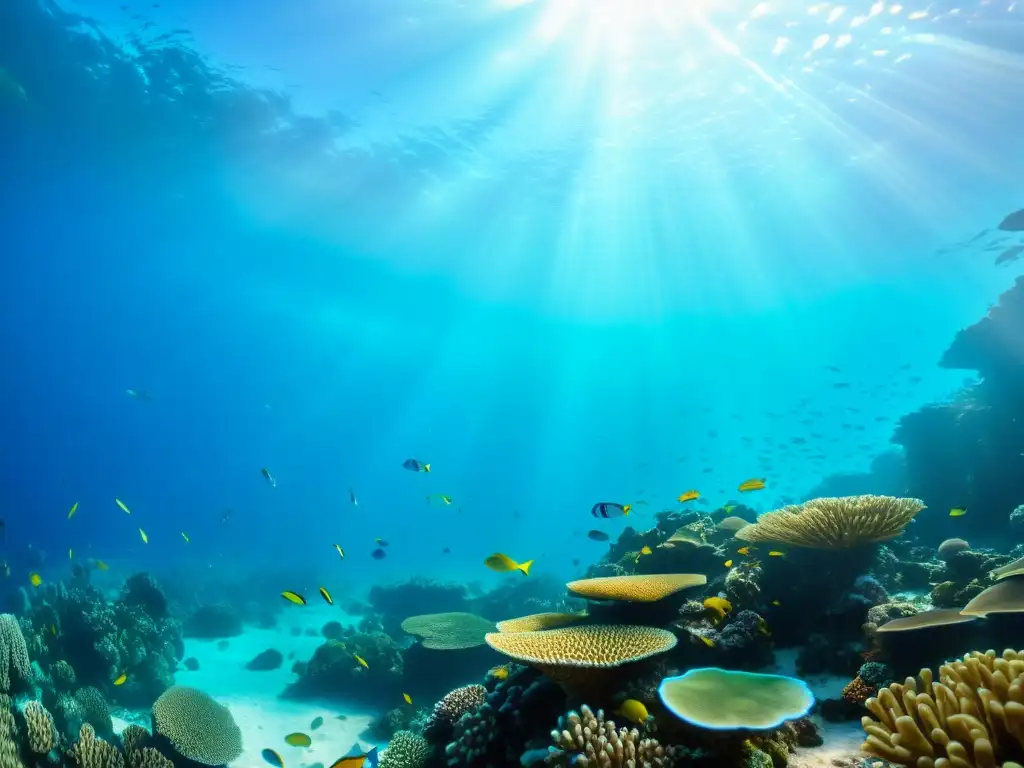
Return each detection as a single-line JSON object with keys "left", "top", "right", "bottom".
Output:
{"left": 735, "top": 495, "right": 924, "bottom": 549}
{"left": 566, "top": 574, "right": 706, "bottom": 602}
{"left": 485, "top": 625, "right": 677, "bottom": 668}
{"left": 69, "top": 724, "right": 124, "bottom": 768}
{"left": 496, "top": 613, "right": 588, "bottom": 633}
{"left": 152, "top": 686, "right": 242, "bottom": 766}
{"left": 860, "top": 648, "right": 1024, "bottom": 768}
{"left": 21, "top": 701, "right": 57, "bottom": 754}
{"left": 549, "top": 704, "right": 675, "bottom": 768}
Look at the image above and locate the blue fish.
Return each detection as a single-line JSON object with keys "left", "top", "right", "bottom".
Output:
{"left": 402, "top": 459, "right": 430, "bottom": 472}
{"left": 371, "top": 548, "right": 387, "bottom": 560}
{"left": 262, "top": 749, "right": 284, "bottom": 768}
{"left": 590, "top": 502, "right": 631, "bottom": 518}
{"left": 329, "top": 745, "right": 378, "bottom": 768}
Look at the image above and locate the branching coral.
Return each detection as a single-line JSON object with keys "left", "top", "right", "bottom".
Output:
{"left": 735, "top": 495, "right": 925, "bottom": 549}
{"left": 427, "top": 685, "right": 486, "bottom": 728}
{"left": 129, "top": 748, "right": 173, "bottom": 768}
{"left": 0, "top": 695, "right": 23, "bottom": 768}
{"left": 548, "top": 704, "right": 676, "bottom": 768}
{"left": 21, "top": 700, "right": 57, "bottom": 754}
{"left": 75, "top": 687, "right": 114, "bottom": 739}
{"left": 860, "top": 648, "right": 1024, "bottom": 768}
{"left": 0, "top": 615, "right": 30, "bottom": 693}
{"left": 69, "top": 723, "right": 124, "bottom": 768}
{"left": 152, "top": 686, "right": 242, "bottom": 766}
{"left": 379, "top": 730, "right": 431, "bottom": 768}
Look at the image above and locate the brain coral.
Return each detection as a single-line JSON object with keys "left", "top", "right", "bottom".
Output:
{"left": 566, "top": 575, "right": 706, "bottom": 603}
{"left": 152, "top": 686, "right": 242, "bottom": 766}
{"left": 735, "top": 495, "right": 925, "bottom": 549}
{"left": 860, "top": 648, "right": 1024, "bottom": 768}
{"left": 659, "top": 668, "right": 814, "bottom": 729}
{"left": 399, "top": 613, "right": 496, "bottom": 649}
{"left": 485, "top": 625, "right": 677, "bottom": 667}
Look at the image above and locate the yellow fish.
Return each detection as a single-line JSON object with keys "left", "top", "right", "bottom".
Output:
{"left": 949, "top": 507, "right": 968, "bottom": 517}
{"left": 483, "top": 553, "right": 533, "bottom": 576}
{"left": 284, "top": 733, "right": 312, "bottom": 748}
{"left": 698, "top": 635, "right": 715, "bottom": 648}
{"left": 281, "top": 591, "right": 307, "bottom": 606}
{"left": 704, "top": 596, "right": 733, "bottom": 621}
{"left": 634, "top": 545, "right": 653, "bottom": 563}
{"left": 319, "top": 587, "right": 334, "bottom": 606}
{"left": 353, "top": 654, "right": 368, "bottom": 669}
{"left": 50, "top": 624, "right": 57, "bottom": 636}
{"left": 488, "top": 665, "right": 510, "bottom": 680}
{"left": 771, "top": 600, "right": 781, "bottom": 606}
{"left": 723, "top": 559, "right": 733, "bottom": 568}
{"left": 616, "top": 699, "right": 650, "bottom": 725}
{"left": 139, "top": 528, "right": 148, "bottom": 544}
{"left": 426, "top": 494, "right": 453, "bottom": 505}
{"left": 677, "top": 490, "right": 700, "bottom": 503}
{"left": 181, "top": 532, "right": 190, "bottom": 543}
{"left": 402, "top": 693, "right": 412, "bottom": 705}
{"left": 113, "top": 672, "right": 127, "bottom": 686}
{"left": 115, "top": 498, "right": 131, "bottom": 514}
{"left": 722, "top": 505, "right": 736, "bottom": 513}
{"left": 96, "top": 561, "right": 109, "bottom": 571}
{"left": 29, "top": 573, "right": 42, "bottom": 588}
{"left": 757, "top": 617, "right": 772, "bottom": 637}
{"left": 737, "top": 478, "right": 766, "bottom": 493}
{"left": 333, "top": 544, "right": 345, "bottom": 559}
{"left": 768, "top": 551, "right": 785, "bottom": 557}
{"left": 68, "top": 501, "right": 79, "bottom": 520}
{"left": 737, "top": 546, "right": 752, "bottom": 555}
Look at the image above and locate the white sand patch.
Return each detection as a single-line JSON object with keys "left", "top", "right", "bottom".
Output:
{"left": 118, "top": 606, "right": 382, "bottom": 768}
{"left": 790, "top": 719, "right": 866, "bottom": 768}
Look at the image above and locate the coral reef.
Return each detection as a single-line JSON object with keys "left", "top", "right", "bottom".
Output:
{"left": 369, "top": 580, "right": 471, "bottom": 638}
{"left": 547, "top": 704, "right": 676, "bottom": 768}
{"left": 283, "top": 632, "right": 404, "bottom": 706}
{"left": 379, "top": 730, "right": 431, "bottom": 768}
{"left": 0, "top": 615, "right": 31, "bottom": 694}
{"left": 151, "top": 686, "right": 243, "bottom": 766}
{"left": 69, "top": 723, "right": 124, "bottom": 768}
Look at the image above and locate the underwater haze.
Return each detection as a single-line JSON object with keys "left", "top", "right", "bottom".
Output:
{"left": 3, "top": 0, "right": 1024, "bottom": 766}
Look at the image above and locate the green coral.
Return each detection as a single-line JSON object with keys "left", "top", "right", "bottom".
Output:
{"left": 379, "top": 730, "right": 431, "bottom": 768}
{"left": 151, "top": 686, "right": 242, "bottom": 766}
{"left": 0, "top": 615, "right": 30, "bottom": 693}
{"left": 75, "top": 687, "right": 113, "bottom": 740}
{"left": 51, "top": 660, "right": 77, "bottom": 690}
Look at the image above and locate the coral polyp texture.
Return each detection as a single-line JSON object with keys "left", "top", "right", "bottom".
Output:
{"left": 151, "top": 686, "right": 243, "bottom": 766}
{"left": 485, "top": 625, "right": 677, "bottom": 667}
{"left": 658, "top": 668, "right": 815, "bottom": 730}
{"left": 399, "top": 612, "right": 496, "bottom": 649}
{"left": 565, "top": 575, "right": 707, "bottom": 602}
{"left": 549, "top": 704, "right": 676, "bottom": 768}
{"left": 0, "top": 615, "right": 31, "bottom": 694}
{"left": 735, "top": 495, "right": 925, "bottom": 549}
{"left": 495, "top": 612, "right": 588, "bottom": 633}
{"left": 860, "top": 648, "right": 1024, "bottom": 768}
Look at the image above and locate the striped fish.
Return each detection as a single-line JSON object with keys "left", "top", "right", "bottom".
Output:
{"left": 591, "top": 502, "right": 631, "bottom": 518}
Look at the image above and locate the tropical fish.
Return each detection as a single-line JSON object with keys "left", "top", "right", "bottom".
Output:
{"left": 125, "top": 389, "right": 152, "bottom": 400}
{"left": 426, "top": 494, "right": 453, "bottom": 505}
{"left": 484, "top": 553, "right": 533, "bottom": 575}
{"left": 488, "top": 665, "right": 510, "bottom": 680}
{"left": 771, "top": 600, "right": 781, "bottom": 606}
{"left": 113, "top": 672, "right": 127, "bottom": 686}
{"left": 96, "top": 561, "right": 109, "bottom": 571}
{"left": 68, "top": 502, "right": 79, "bottom": 520}
{"left": 402, "top": 459, "right": 430, "bottom": 472}
{"left": 139, "top": 528, "right": 148, "bottom": 544}
{"left": 768, "top": 551, "right": 785, "bottom": 557}
{"left": 310, "top": 717, "right": 324, "bottom": 731}
{"left": 281, "top": 591, "right": 307, "bottom": 606}
{"left": 375, "top": 539, "right": 389, "bottom": 547}
{"left": 737, "top": 546, "right": 752, "bottom": 555}
{"left": 329, "top": 746, "right": 378, "bottom": 768}
{"left": 371, "top": 548, "right": 387, "bottom": 560}
{"left": 69, "top": 549, "right": 73, "bottom": 560}
{"left": 587, "top": 530, "right": 609, "bottom": 542}
{"left": 402, "top": 693, "right": 412, "bottom": 705}
{"left": 116, "top": 498, "right": 131, "bottom": 514}
{"left": 181, "top": 532, "right": 190, "bottom": 543}
{"left": 757, "top": 617, "right": 772, "bottom": 636}
{"left": 261, "top": 468, "right": 276, "bottom": 487}
{"left": 333, "top": 544, "right": 345, "bottom": 559}
{"left": 284, "top": 733, "right": 312, "bottom": 748}
{"left": 616, "top": 699, "right": 650, "bottom": 725}
{"left": 677, "top": 490, "right": 700, "bottom": 503}
{"left": 353, "top": 654, "right": 368, "bottom": 669}
{"left": 29, "top": 573, "right": 42, "bottom": 587}
{"left": 633, "top": 545, "right": 652, "bottom": 563}
{"left": 590, "top": 502, "right": 631, "bottom": 518}
{"left": 949, "top": 507, "right": 968, "bottom": 517}
{"left": 696, "top": 635, "right": 715, "bottom": 648}
{"left": 738, "top": 478, "right": 766, "bottom": 493}
{"left": 722, "top": 505, "right": 737, "bottom": 513}
{"left": 349, "top": 488, "right": 358, "bottom": 506}
{"left": 319, "top": 587, "right": 334, "bottom": 606}
{"left": 723, "top": 560, "right": 733, "bottom": 568}
{"left": 262, "top": 748, "right": 285, "bottom": 768}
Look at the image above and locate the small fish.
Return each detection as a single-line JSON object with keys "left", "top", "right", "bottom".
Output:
{"left": 757, "top": 617, "right": 772, "bottom": 636}
{"left": 310, "top": 717, "right": 324, "bottom": 731}
{"left": 375, "top": 538, "right": 389, "bottom": 547}
{"left": 633, "top": 545, "right": 653, "bottom": 563}
{"left": 677, "top": 490, "right": 700, "bottom": 503}
{"left": 616, "top": 699, "right": 650, "bottom": 725}
{"left": 50, "top": 624, "right": 57, "bottom": 636}
{"left": 113, "top": 672, "right": 127, "bottom": 686}
{"left": 771, "top": 600, "right": 781, "bottom": 606}
{"left": 29, "top": 573, "right": 42, "bottom": 587}
{"left": 125, "top": 389, "right": 152, "bottom": 400}
{"left": 68, "top": 501, "right": 79, "bottom": 520}
{"left": 738, "top": 478, "right": 766, "bottom": 493}
{"left": 221, "top": 509, "right": 232, "bottom": 523}
{"left": 949, "top": 507, "right": 968, "bottom": 517}
{"left": 402, "top": 459, "right": 430, "bottom": 472}
{"left": 371, "top": 548, "right": 387, "bottom": 560}
{"left": 426, "top": 494, "right": 453, "bottom": 505}
{"left": 115, "top": 498, "right": 131, "bottom": 514}
{"left": 69, "top": 548, "right": 73, "bottom": 560}
{"left": 402, "top": 693, "right": 412, "bottom": 705}
{"left": 587, "top": 530, "right": 610, "bottom": 542}
{"left": 262, "top": 748, "right": 285, "bottom": 768}
{"left": 353, "top": 654, "right": 368, "bottom": 669}
{"left": 488, "top": 664, "right": 510, "bottom": 680}
{"left": 442, "top": 547, "right": 451, "bottom": 554}
{"left": 590, "top": 502, "right": 631, "bottom": 518}
{"left": 737, "top": 546, "right": 751, "bottom": 555}
{"left": 181, "top": 532, "right": 190, "bottom": 543}
{"left": 96, "top": 560, "right": 109, "bottom": 571}
{"left": 349, "top": 488, "right": 358, "bottom": 506}
{"left": 333, "top": 544, "right": 345, "bottom": 559}
{"left": 284, "top": 733, "right": 312, "bottom": 748}
{"left": 139, "top": 528, "right": 148, "bottom": 544}
{"left": 281, "top": 591, "right": 307, "bottom": 606}
{"left": 319, "top": 587, "right": 334, "bottom": 606}
{"left": 768, "top": 551, "right": 785, "bottom": 557}
{"left": 723, "top": 560, "right": 734, "bottom": 567}
{"left": 329, "top": 746, "right": 378, "bottom": 768}
{"left": 483, "top": 553, "right": 533, "bottom": 575}
{"left": 261, "top": 468, "right": 276, "bottom": 487}
{"left": 722, "top": 505, "right": 737, "bottom": 513}
{"left": 697, "top": 635, "right": 715, "bottom": 648}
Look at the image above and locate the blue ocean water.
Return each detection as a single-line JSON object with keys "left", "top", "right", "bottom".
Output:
{"left": 2, "top": 5, "right": 1024, "bottom": 761}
